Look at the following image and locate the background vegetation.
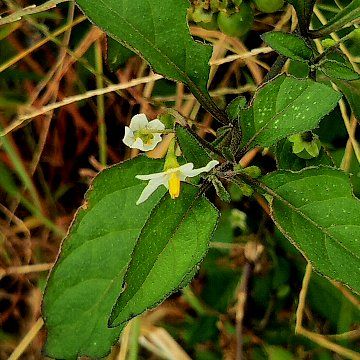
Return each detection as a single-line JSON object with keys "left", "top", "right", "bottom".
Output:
{"left": 0, "top": 0, "right": 359, "bottom": 359}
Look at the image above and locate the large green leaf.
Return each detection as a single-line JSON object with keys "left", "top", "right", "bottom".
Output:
{"left": 43, "top": 156, "right": 166, "bottom": 359}
{"left": 287, "top": 0, "right": 316, "bottom": 35}
{"left": 76, "top": 0, "right": 227, "bottom": 124}
{"left": 238, "top": 75, "right": 341, "bottom": 153}
{"left": 310, "top": 0, "right": 360, "bottom": 38}
{"left": 262, "top": 31, "right": 313, "bottom": 62}
{"left": 262, "top": 167, "right": 360, "bottom": 293}
{"left": 109, "top": 183, "right": 219, "bottom": 327}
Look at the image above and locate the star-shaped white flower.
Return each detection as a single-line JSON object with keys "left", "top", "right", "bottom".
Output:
{"left": 123, "top": 114, "right": 165, "bottom": 151}
{"left": 136, "top": 160, "right": 219, "bottom": 205}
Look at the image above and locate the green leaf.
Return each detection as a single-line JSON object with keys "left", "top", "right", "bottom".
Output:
{"left": 331, "top": 78, "right": 360, "bottom": 121}
{"left": 176, "top": 125, "right": 212, "bottom": 168}
{"left": 287, "top": 0, "right": 316, "bottom": 35}
{"left": 262, "top": 167, "right": 360, "bottom": 293}
{"left": 226, "top": 96, "right": 247, "bottom": 122}
{"left": 106, "top": 37, "right": 134, "bottom": 72}
{"left": 109, "top": 184, "right": 219, "bottom": 327}
{"left": 43, "top": 156, "right": 166, "bottom": 359}
{"left": 274, "top": 139, "right": 334, "bottom": 171}
{"left": 238, "top": 75, "right": 341, "bottom": 152}
{"left": 310, "top": 0, "right": 360, "bottom": 38}
{"left": 262, "top": 31, "right": 313, "bottom": 62}
{"left": 319, "top": 59, "right": 360, "bottom": 81}
{"left": 75, "top": 0, "right": 227, "bottom": 124}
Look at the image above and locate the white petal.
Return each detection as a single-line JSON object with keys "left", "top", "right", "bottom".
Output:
{"left": 177, "top": 163, "right": 194, "bottom": 180}
{"left": 129, "top": 114, "right": 149, "bottom": 131}
{"left": 148, "top": 119, "right": 165, "bottom": 131}
{"left": 132, "top": 137, "right": 146, "bottom": 150}
{"left": 136, "top": 177, "right": 165, "bottom": 205}
{"left": 184, "top": 160, "right": 219, "bottom": 178}
{"left": 136, "top": 171, "right": 166, "bottom": 180}
{"left": 122, "top": 127, "right": 135, "bottom": 147}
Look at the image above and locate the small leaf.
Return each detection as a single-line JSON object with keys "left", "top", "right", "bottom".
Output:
{"left": 43, "top": 156, "right": 166, "bottom": 359}
{"left": 211, "top": 176, "right": 231, "bottom": 203}
{"left": 262, "top": 167, "right": 360, "bottom": 293}
{"left": 75, "top": 0, "right": 227, "bottom": 123}
{"left": 319, "top": 59, "right": 360, "bottom": 81}
{"left": 175, "top": 125, "right": 212, "bottom": 168}
{"left": 226, "top": 96, "right": 247, "bottom": 121}
{"left": 106, "top": 37, "right": 134, "bottom": 72}
{"left": 310, "top": 0, "right": 360, "bottom": 38}
{"left": 238, "top": 75, "right": 341, "bottom": 152}
{"left": 287, "top": 0, "right": 316, "bottom": 35}
{"left": 262, "top": 31, "right": 313, "bottom": 62}
{"left": 109, "top": 184, "right": 219, "bottom": 327}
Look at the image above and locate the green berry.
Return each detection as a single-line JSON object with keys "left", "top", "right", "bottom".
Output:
{"left": 253, "top": 0, "right": 284, "bottom": 13}
{"left": 217, "top": 3, "right": 254, "bottom": 37}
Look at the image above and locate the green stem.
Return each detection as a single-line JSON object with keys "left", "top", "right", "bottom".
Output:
{"left": 262, "top": 55, "right": 287, "bottom": 84}
{"left": 128, "top": 317, "right": 141, "bottom": 360}
{"left": 309, "top": 3, "right": 360, "bottom": 39}
{"left": 313, "top": 31, "right": 357, "bottom": 65}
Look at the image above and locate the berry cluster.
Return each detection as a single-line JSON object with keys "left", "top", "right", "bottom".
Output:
{"left": 188, "top": 0, "right": 284, "bottom": 37}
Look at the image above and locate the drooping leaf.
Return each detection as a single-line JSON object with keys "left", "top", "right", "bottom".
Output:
{"left": 43, "top": 156, "right": 166, "bottom": 359}
{"left": 319, "top": 59, "right": 360, "bottom": 81}
{"left": 310, "top": 0, "right": 360, "bottom": 38}
{"left": 109, "top": 184, "right": 219, "bottom": 327}
{"left": 287, "top": 0, "right": 317, "bottom": 35}
{"left": 106, "top": 37, "right": 134, "bottom": 72}
{"left": 262, "top": 167, "right": 360, "bottom": 293}
{"left": 238, "top": 75, "right": 341, "bottom": 152}
{"left": 274, "top": 139, "right": 334, "bottom": 171}
{"left": 176, "top": 125, "right": 212, "bottom": 168}
{"left": 331, "top": 78, "right": 360, "bottom": 121}
{"left": 75, "top": 0, "right": 227, "bottom": 124}
{"left": 262, "top": 31, "right": 313, "bottom": 62}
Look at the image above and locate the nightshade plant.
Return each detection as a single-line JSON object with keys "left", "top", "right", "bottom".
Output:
{"left": 40, "top": 0, "right": 360, "bottom": 358}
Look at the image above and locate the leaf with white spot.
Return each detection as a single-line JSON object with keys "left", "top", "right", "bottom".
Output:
{"left": 237, "top": 75, "right": 341, "bottom": 153}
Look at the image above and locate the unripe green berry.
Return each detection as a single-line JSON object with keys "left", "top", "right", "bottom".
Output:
{"left": 253, "top": 0, "right": 284, "bottom": 13}
{"left": 217, "top": 3, "right": 254, "bottom": 37}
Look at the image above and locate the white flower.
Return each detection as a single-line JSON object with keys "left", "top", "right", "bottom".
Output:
{"left": 123, "top": 114, "right": 165, "bottom": 151}
{"left": 136, "top": 160, "right": 219, "bottom": 205}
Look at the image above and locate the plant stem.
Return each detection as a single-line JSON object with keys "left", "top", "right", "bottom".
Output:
{"left": 262, "top": 55, "right": 287, "bottom": 83}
